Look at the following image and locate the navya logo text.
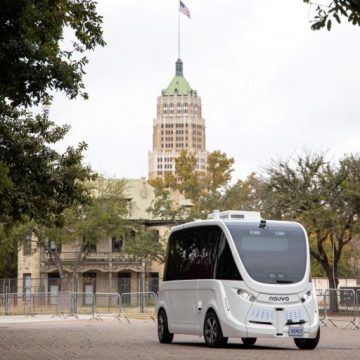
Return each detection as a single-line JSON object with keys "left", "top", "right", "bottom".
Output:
{"left": 269, "top": 296, "right": 290, "bottom": 302}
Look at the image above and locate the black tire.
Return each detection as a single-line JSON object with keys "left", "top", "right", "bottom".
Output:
{"left": 241, "top": 337, "right": 257, "bottom": 346}
{"left": 294, "top": 327, "right": 320, "bottom": 350}
{"left": 203, "top": 310, "right": 228, "bottom": 347}
{"left": 157, "top": 309, "right": 174, "bottom": 344}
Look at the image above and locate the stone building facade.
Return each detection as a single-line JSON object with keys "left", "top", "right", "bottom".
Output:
{"left": 17, "top": 178, "right": 175, "bottom": 297}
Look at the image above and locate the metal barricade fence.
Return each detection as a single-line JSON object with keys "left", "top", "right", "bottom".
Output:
{"left": 0, "top": 292, "right": 57, "bottom": 316}
{"left": 71, "top": 292, "right": 94, "bottom": 317}
{"left": 323, "top": 288, "right": 356, "bottom": 328}
{"left": 26, "top": 292, "right": 57, "bottom": 316}
{"left": 2, "top": 288, "right": 360, "bottom": 328}
{"left": 316, "top": 289, "right": 327, "bottom": 326}
{"left": 0, "top": 293, "right": 26, "bottom": 316}
{"left": 120, "top": 292, "right": 156, "bottom": 321}
{"left": 353, "top": 289, "right": 360, "bottom": 330}
{"left": 93, "top": 293, "right": 123, "bottom": 321}
{"left": 56, "top": 291, "right": 73, "bottom": 317}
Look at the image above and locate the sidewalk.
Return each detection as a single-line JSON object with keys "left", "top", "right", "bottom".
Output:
{"left": 0, "top": 314, "right": 92, "bottom": 324}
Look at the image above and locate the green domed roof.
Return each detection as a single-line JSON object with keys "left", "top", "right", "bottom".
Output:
{"left": 162, "top": 59, "right": 196, "bottom": 96}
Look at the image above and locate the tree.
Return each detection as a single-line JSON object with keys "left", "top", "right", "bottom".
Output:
{"left": 0, "top": 108, "right": 96, "bottom": 227}
{"left": 125, "top": 225, "right": 166, "bottom": 293}
{"left": 148, "top": 150, "right": 234, "bottom": 220}
{"left": 0, "top": 225, "right": 18, "bottom": 278}
{"left": 125, "top": 225, "right": 165, "bottom": 265}
{"left": 220, "top": 172, "right": 263, "bottom": 212}
{"left": 0, "top": 0, "right": 104, "bottom": 226}
{"left": 146, "top": 184, "right": 189, "bottom": 223}
{"left": 261, "top": 153, "right": 360, "bottom": 304}
{"left": 206, "top": 151, "right": 234, "bottom": 193}
{"left": 304, "top": 0, "right": 360, "bottom": 31}
{"left": 0, "top": 0, "right": 105, "bottom": 279}
{"left": 0, "top": 0, "right": 105, "bottom": 107}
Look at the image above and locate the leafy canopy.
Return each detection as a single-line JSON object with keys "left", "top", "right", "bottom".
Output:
{"left": 0, "top": 0, "right": 105, "bottom": 107}
{"left": 148, "top": 150, "right": 234, "bottom": 220}
{"left": 304, "top": 0, "right": 360, "bottom": 31}
{"left": 0, "top": 107, "right": 96, "bottom": 227}
{"left": 261, "top": 152, "right": 360, "bottom": 287}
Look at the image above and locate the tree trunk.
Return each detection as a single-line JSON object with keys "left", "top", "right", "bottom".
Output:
{"left": 326, "top": 270, "right": 339, "bottom": 314}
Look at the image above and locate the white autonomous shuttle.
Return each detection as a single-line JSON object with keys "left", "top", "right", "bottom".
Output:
{"left": 157, "top": 210, "right": 320, "bottom": 349}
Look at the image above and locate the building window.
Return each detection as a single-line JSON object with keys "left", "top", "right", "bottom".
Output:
{"left": 118, "top": 272, "right": 131, "bottom": 305}
{"left": 85, "top": 243, "right": 97, "bottom": 253}
{"left": 24, "top": 234, "right": 32, "bottom": 255}
{"left": 149, "top": 272, "right": 159, "bottom": 294}
{"left": 83, "top": 272, "right": 96, "bottom": 304}
{"left": 48, "top": 273, "right": 60, "bottom": 304}
{"left": 49, "top": 240, "right": 61, "bottom": 253}
{"left": 112, "top": 237, "right": 123, "bottom": 252}
{"left": 23, "top": 274, "right": 31, "bottom": 297}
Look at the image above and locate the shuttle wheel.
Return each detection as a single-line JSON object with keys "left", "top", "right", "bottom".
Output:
{"left": 203, "top": 310, "right": 228, "bottom": 347}
{"left": 294, "top": 327, "right": 320, "bottom": 350}
{"left": 157, "top": 309, "right": 173, "bottom": 344}
{"left": 241, "top": 337, "right": 257, "bottom": 346}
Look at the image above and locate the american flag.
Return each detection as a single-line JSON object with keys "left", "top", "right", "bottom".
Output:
{"left": 179, "top": 1, "right": 191, "bottom": 18}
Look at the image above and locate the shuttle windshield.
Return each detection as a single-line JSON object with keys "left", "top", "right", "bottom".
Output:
{"left": 226, "top": 222, "right": 307, "bottom": 284}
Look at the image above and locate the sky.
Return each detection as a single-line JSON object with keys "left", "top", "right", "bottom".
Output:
{"left": 51, "top": 0, "right": 360, "bottom": 182}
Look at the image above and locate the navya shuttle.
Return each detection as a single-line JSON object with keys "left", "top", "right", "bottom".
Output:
{"left": 157, "top": 210, "right": 320, "bottom": 349}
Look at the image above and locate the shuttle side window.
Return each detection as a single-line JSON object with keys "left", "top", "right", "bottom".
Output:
{"left": 163, "top": 226, "right": 223, "bottom": 281}
{"left": 215, "top": 232, "right": 242, "bottom": 281}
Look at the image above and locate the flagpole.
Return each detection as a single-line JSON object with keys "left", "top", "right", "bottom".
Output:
{"left": 178, "top": 1, "right": 180, "bottom": 59}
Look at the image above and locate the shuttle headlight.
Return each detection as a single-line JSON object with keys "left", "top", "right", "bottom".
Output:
{"left": 237, "top": 289, "right": 255, "bottom": 302}
{"left": 301, "top": 290, "right": 312, "bottom": 303}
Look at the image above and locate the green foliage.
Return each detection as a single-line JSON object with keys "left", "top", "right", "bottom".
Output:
{"left": 34, "top": 177, "right": 128, "bottom": 249}
{"left": 0, "top": 161, "right": 12, "bottom": 193}
{"left": 206, "top": 150, "right": 234, "bottom": 193}
{"left": 148, "top": 150, "right": 235, "bottom": 221}
{"left": 0, "top": 107, "right": 96, "bottom": 226}
{"left": 125, "top": 225, "right": 166, "bottom": 264}
{"left": 0, "top": 225, "right": 18, "bottom": 278}
{"left": 261, "top": 152, "right": 360, "bottom": 287}
{"left": 146, "top": 186, "right": 188, "bottom": 223}
{"left": 61, "top": 177, "right": 128, "bottom": 247}
{"left": 13, "top": 178, "right": 129, "bottom": 279}
{"left": 221, "top": 172, "right": 262, "bottom": 212}
{"left": 0, "top": 0, "right": 105, "bottom": 278}
{"left": 0, "top": 0, "right": 105, "bottom": 107}
{"left": 175, "top": 150, "right": 202, "bottom": 201}
{"left": 304, "top": 0, "right": 360, "bottom": 31}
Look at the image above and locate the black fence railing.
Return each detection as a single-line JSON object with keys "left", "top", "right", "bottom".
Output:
{"left": 40, "top": 252, "right": 143, "bottom": 264}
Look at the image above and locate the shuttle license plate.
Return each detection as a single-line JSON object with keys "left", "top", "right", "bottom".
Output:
{"left": 289, "top": 326, "right": 304, "bottom": 336}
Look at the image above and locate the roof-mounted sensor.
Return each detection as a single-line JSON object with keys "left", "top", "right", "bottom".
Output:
{"left": 207, "top": 210, "right": 261, "bottom": 220}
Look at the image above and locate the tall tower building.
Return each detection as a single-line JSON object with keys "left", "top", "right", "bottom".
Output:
{"left": 148, "top": 59, "right": 207, "bottom": 180}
